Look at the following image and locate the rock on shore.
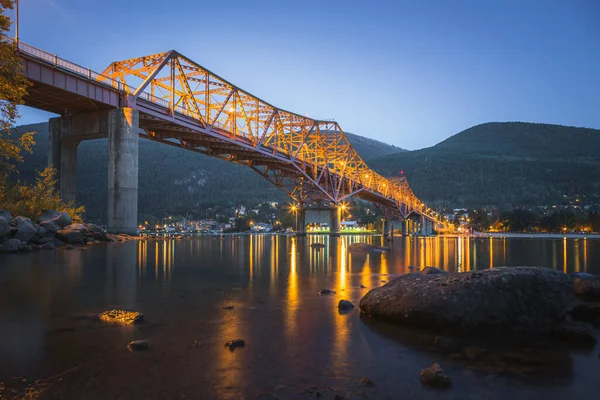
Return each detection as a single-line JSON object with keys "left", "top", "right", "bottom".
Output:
{"left": 420, "top": 363, "right": 452, "bottom": 388}
{"left": 0, "top": 209, "right": 113, "bottom": 252}
{"left": 359, "top": 266, "right": 574, "bottom": 334}
{"left": 99, "top": 309, "right": 144, "bottom": 324}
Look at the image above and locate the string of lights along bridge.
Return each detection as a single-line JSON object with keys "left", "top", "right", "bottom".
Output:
{"left": 13, "top": 36, "right": 442, "bottom": 236}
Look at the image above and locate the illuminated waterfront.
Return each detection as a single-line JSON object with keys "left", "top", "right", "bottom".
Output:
{"left": 0, "top": 235, "right": 599, "bottom": 399}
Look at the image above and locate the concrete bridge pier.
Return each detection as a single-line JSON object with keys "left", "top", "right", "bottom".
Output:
{"left": 402, "top": 220, "right": 408, "bottom": 236}
{"left": 419, "top": 215, "right": 425, "bottom": 236}
{"left": 383, "top": 219, "right": 390, "bottom": 236}
{"left": 48, "top": 107, "right": 139, "bottom": 235}
{"left": 107, "top": 108, "right": 139, "bottom": 235}
{"left": 329, "top": 206, "right": 341, "bottom": 237}
{"left": 425, "top": 219, "right": 434, "bottom": 235}
{"left": 48, "top": 118, "right": 79, "bottom": 204}
{"left": 296, "top": 208, "right": 306, "bottom": 237}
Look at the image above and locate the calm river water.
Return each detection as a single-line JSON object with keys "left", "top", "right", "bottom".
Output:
{"left": 1, "top": 235, "right": 599, "bottom": 399}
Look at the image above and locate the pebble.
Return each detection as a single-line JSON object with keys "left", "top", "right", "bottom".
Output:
{"left": 128, "top": 340, "right": 151, "bottom": 351}
{"left": 225, "top": 339, "right": 245, "bottom": 351}
{"left": 337, "top": 300, "right": 355, "bottom": 310}
{"left": 420, "top": 363, "right": 452, "bottom": 389}
{"left": 359, "top": 377, "right": 375, "bottom": 386}
{"left": 319, "top": 289, "right": 336, "bottom": 295}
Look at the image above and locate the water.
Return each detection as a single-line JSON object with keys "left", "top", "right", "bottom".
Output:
{"left": 1, "top": 235, "right": 599, "bottom": 399}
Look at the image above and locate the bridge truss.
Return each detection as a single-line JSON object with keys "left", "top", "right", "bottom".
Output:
{"left": 9, "top": 33, "right": 440, "bottom": 223}
{"left": 96, "top": 50, "right": 440, "bottom": 222}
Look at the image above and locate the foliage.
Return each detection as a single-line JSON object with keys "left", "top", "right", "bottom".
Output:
{"left": 1, "top": 166, "right": 85, "bottom": 221}
{"left": 369, "top": 122, "right": 600, "bottom": 209}
{"left": 498, "top": 209, "right": 540, "bottom": 232}
{"left": 0, "top": 0, "right": 34, "bottom": 184}
{"left": 465, "top": 206, "right": 599, "bottom": 233}
{"left": 0, "top": 4, "right": 85, "bottom": 222}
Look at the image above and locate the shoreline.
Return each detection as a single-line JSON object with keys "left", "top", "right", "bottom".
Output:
{"left": 470, "top": 232, "right": 600, "bottom": 239}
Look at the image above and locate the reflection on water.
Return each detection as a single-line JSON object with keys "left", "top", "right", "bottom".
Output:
{"left": 1, "top": 235, "right": 600, "bottom": 398}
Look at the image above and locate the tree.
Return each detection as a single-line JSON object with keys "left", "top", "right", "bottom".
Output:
{"left": 0, "top": 0, "right": 34, "bottom": 187}
{"left": 3, "top": 166, "right": 85, "bottom": 220}
{"left": 0, "top": 2, "right": 84, "bottom": 221}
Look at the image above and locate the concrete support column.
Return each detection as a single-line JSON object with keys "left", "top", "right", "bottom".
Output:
{"left": 48, "top": 117, "right": 79, "bottom": 204}
{"left": 383, "top": 219, "right": 390, "bottom": 236}
{"left": 402, "top": 220, "right": 408, "bottom": 236}
{"left": 107, "top": 108, "right": 139, "bottom": 235}
{"left": 296, "top": 208, "right": 306, "bottom": 237}
{"left": 329, "top": 206, "right": 341, "bottom": 237}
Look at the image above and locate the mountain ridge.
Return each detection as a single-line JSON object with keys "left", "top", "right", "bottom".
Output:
{"left": 368, "top": 122, "right": 600, "bottom": 209}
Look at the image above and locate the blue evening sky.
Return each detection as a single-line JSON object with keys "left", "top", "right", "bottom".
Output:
{"left": 7, "top": 0, "right": 600, "bottom": 150}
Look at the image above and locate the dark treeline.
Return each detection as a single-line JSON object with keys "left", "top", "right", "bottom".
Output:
{"left": 370, "top": 122, "right": 600, "bottom": 209}
{"left": 464, "top": 207, "right": 600, "bottom": 233}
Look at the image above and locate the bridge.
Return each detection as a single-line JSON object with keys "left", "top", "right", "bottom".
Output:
{"left": 12, "top": 38, "right": 441, "bottom": 236}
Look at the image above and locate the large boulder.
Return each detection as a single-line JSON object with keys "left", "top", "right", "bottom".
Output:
{"left": 5, "top": 238, "right": 22, "bottom": 253}
{"left": 39, "top": 210, "right": 71, "bottom": 228}
{"left": 0, "top": 217, "right": 9, "bottom": 239}
{"left": 40, "top": 220, "right": 59, "bottom": 235}
{"left": 420, "top": 363, "right": 452, "bottom": 389}
{"left": 359, "top": 266, "right": 574, "bottom": 334}
{"left": 569, "top": 272, "right": 600, "bottom": 301}
{"left": 0, "top": 210, "right": 12, "bottom": 223}
{"left": 38, "top": 237, "right": 54, "bottom": 245}
{"left": 56, "top": 229, "right": 84, "bottom": 244}
{"left": 87, "top": 223, "right": 108, "bottom": 241}
{"left": 63, "top": 223, "right": 87, "bottom": 232}
{"left": 12, "top": 216, "right": 36, "bottom": 243}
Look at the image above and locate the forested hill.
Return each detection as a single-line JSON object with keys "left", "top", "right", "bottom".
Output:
{"left": 369, "top": 122, "right": 600, "bottom": 209}
{"left": 12, "top": 122, "right": 404, "bottom": 222}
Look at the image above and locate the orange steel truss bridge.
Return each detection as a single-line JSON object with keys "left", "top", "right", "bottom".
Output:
{"left": 13, "top": 38, "right": 442, "bottom": 226}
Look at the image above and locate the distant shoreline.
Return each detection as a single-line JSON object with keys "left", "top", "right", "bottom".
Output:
{"left": 468, "top": 232, "right": 600, "bottom": 239}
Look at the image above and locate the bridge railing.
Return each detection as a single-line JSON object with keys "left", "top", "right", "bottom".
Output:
{"left": 11, "top": 37, "right": 140, "bottom": 95}
{"left": 13, "top": 37, "right": 211, "bottom": 119}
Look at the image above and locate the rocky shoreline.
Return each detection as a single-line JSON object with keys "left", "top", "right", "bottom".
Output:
{"left": 0, "top": 209, "right": 129, "bottom": 253}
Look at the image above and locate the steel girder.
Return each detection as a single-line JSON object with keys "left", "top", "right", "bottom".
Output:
{"left": 99, "top": 50, "right": 441, "bottom": 223}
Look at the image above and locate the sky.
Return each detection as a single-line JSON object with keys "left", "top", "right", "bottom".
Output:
{"left": 6, "top": 0, "right": 600, "bottom": 150}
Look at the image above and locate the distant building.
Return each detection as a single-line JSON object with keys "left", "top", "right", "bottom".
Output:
{"left": 341, "top": 221, "right": 358, "bottom": 228}
{"left": 251, "top": 222, "right": 273, "bottom": 232}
